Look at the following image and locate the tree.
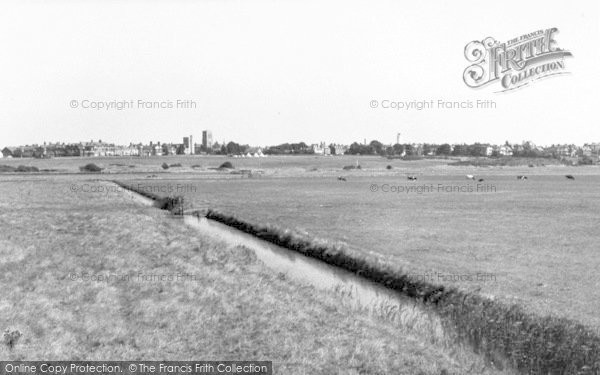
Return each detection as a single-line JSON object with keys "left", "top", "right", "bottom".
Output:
{"left": 226, "top": 141, "right": 244, "bottom": 155}
{"left": 437, "top": 144, "right": 451, "bottom": 156}
{"left": 392, "top": 143, "right": 404, "bottom": 155}
{"left": 452, "top": 144, "right": 468, "bottom": 156}
{"left": 346, "top": 142, "right": 363, "bottom": 155}
{"left": 423, "top": 143, "right": 436, "bottom": 156}
{"left": 347, "top": 142, "right": 376, "bottom": 155}
{"left": 466, "top": 143, "right": 486, "bottom": 157}
{"left": 264, "top": 142, "right": 311, "bottom": 155}
{"left": 369, "top": 140, "right": 384, "bottom": 155}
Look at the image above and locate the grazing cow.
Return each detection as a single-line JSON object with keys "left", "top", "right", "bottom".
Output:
{"left": 407, "top": 176, "right": 417, "bottom": 181}
{"left": 478, "top": 178, "right": 484, "bottom": 182}
{"left": 517, "top": 175, "right": 528, "bottom": 180}
{"left": 466, "top": 175, "right": 475, "bottom": 180}
{"left": 565, "top": 175, "right": 575, "bottom": 180}
{"left": 337, "top": 176, "right": 347, "bottom": 182}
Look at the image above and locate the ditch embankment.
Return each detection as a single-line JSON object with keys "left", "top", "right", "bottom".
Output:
{"left": 112, "top": 180, "right": 600, "bottom": 375}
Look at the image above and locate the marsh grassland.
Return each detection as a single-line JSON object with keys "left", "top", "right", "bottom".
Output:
{"left": 0, "top": 175, "right": 509, "bottom": 374}
{"left": 119, "top": 157, "right": 600, "bottom": 330}
{"left": 1, "top": 155, "right": 599, "bottom": 373}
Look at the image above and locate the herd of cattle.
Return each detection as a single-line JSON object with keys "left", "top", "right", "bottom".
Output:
{"left": 337, "top": 174, "right": 577, "bottom": 181}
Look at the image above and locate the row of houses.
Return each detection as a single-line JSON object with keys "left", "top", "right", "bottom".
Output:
{"left": 471, "top": 143, "right": 597, "bottom": 158}
{"left": 2, "top": 141, "right": 147, "bottom": 158}
{"left": 310, "top": 143, "right": 349, "bottom": 155}
{"left": 383, "top": 142, "right": 600, "bottom": 158}
{"left": 1, "top": 138, "right": 224, "bottom": 158}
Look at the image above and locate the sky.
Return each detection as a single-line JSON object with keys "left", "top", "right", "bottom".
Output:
{"left": 0, "top": 0, "right": 598, "bottom": 148}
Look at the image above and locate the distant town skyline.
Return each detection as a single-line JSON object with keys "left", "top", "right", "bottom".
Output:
{"left": 1, "top": 1, "right": 598, "bottom": 148}
{"left": 3, "top": 134, "right": 598, "bottom": 160}
{"left": 2, "top": 134, "right": 599, "bottom": 150}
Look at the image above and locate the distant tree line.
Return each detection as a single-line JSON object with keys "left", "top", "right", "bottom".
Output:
{"left": 343, "top": 140, "right": 561, "bottom": 158}
{"left": 216, "top": 142, "right": 250, "bottom": 155}
{"left": 345, "top": 141, "right": 443, "bottom": 157}
{"left": 263, "top": 142, "right": 313, "bottom": 155}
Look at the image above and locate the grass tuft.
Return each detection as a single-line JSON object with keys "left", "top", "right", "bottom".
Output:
{"left": 3, "top": 329, "right": 22, "bottom": 350}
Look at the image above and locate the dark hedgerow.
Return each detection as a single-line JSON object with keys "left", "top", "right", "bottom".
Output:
{"left": 15, "top": 165, "right": 40, "bottom": 172}
{"left": 219, "top": 161, "right": 234, "bottom": 169}
{"left": 204, "top": 209, "right": 600, "bottom": 375}
{"left": 79, "top": 163, "right": 103, "bottom": 172}
{"left": 112, "top": 180, "right": 184, "bottom": 215}
{"left": 0, "top": 165, "right": 40, "bottom": 173}
{"left": 154, "top": 196, "right": 184, "bottom": 214}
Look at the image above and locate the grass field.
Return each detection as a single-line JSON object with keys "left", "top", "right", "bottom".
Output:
{"left": 0, "top": 175, "right": 511, "bottom": 374}
{"left": 2, "top": 155, "right": 599, "bottom": 371}
{"left": 102, "top": 155, "right": 600, "bottom": 332}
{"left": 0, "top": 154, "right": 591, "bottom": 176}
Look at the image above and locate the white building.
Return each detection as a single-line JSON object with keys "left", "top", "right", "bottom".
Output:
{"left": 311, "top": 142, "right": 331, "bottom": 155}
{"left": 498, "top": 145, "right": 513, "bottom": 156}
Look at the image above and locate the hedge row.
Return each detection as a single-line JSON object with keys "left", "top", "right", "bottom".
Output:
{"left": 112, "top": 180, "right": 184, "bottom": 214}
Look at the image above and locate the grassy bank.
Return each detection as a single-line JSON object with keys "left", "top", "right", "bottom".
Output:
{"left": 0, "top": 176, "right": 508, "bottom": 374}
{"left": 203, "top": 209, "right": 600, "bottom": 374}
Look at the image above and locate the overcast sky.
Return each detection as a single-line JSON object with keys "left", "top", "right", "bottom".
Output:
{"left": 0, "top": 0, "right": 598, "bottom": 148}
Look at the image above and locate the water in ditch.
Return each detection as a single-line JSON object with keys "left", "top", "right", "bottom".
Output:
{"left": 183, "top": 215, "right": 447, "bottom": 342}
